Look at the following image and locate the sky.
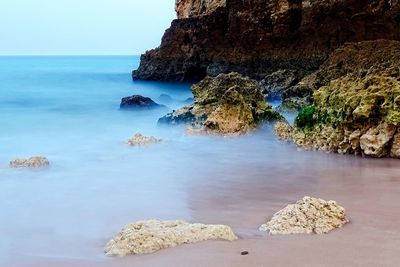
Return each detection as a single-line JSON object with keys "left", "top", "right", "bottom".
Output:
{"left": 0, "top": 0, "right": 176, "bottom": 55}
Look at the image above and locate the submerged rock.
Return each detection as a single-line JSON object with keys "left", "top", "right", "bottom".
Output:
{"left": 120, "top": 95, "right": 164, "bottom": 109}
{"left": 10, "top": 156, "right": 50, "bottom": 168}
{"left": 289, "top": 40, "right": 400, "bottom": 158}
{"left": 159, "top": 72, "right": 283, "bottom": 135}
{"left": 260, "top": 196, "right": 349, "bottom": 235}
{"left": 126, "top": 133, "right": 162, "bottom": 146}
{"left": 104, "top": 219, "right": 238, "bottom": 256}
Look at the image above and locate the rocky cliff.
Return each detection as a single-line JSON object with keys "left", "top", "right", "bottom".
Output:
{"left": 133, "top": 0, "right": 400, "bottom": 81}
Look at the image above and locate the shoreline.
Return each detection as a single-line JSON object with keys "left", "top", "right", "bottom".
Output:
{"left": 4, "top": 154, "right": 400, "bottom": 267}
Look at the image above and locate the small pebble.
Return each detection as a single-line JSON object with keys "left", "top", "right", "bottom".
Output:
{"left": 241, "top": 251, "right": 249, "bottom": 256}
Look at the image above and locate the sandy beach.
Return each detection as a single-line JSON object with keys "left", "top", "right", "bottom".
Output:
{"left": 5, "top": 151, "right": 400, "bottom": 267}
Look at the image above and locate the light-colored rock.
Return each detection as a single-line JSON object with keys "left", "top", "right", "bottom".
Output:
{"left": 391, "top": 130, "right": 400, "bottom": 158}
{"left": 9, "top": 156, "right": 49, "bottom": 168}
{"left": 274, "top": 121, "right": 293, "bottom": 141}
{"left": 104, "top": 219, "right": 237, "bottom": 256}
{"left": 126, "top": 133, "right": 162, "bottom": 146}
{"left": 175, "top": 0, "right": 226, "bottom": 19}
{"left": 260, "top": 196, "right": 349, "bottom": 235}
{"left": 360, "top": 122, "right": 396, "bottom": 157}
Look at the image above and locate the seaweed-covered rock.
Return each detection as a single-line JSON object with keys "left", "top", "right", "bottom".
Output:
{"left": 104, "top": 219, "right": 237, "bottom": 256}
{"left": 126, "top": 133, "right": 162, "bottom": 146}
{"left": 120, "top": 95, "right": 164, "bottom": 109}
{"left": 159, "top": 72, "right": 283, "bottom": 134}
{"left": 259, "top": 196, "right": 349, "bottom": 235}
{"left": 10, "top": 156, "right": 49, "bottom": 168}
{"left": 290, "top": 40, "right": 400, "bottom": 158}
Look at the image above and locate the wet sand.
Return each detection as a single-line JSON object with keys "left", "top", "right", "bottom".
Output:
{"left": 4, "top": 148, "right": 400, "bottom": 267}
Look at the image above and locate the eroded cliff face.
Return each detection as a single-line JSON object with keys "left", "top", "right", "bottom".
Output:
{"left": 175, "top": 0, "right": 226, "bottom": 18}
{"left": 133, "top": 0, "right": 400, "bottom": 81}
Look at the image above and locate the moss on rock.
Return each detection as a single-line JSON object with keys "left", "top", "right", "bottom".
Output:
{"left": 159, "top": 72, "right": 283, "bottom": 134}
{"left": 289, "top": 40, "right": 400, "bottom": 158}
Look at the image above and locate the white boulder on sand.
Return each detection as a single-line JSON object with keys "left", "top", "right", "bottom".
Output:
{"left": 104, "top": 219, "right": 238, "bottom": 256}
{"left": 260, "top": 196, "right": 349, "bottom": 235}
{"left": 126, "top": 133, "right": 162, "bottom": 146}
{"left": 9, "top": 156, "right": 49, "bottom": 168}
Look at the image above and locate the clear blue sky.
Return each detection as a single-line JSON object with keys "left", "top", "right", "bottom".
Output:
{"left": 0, "top": 0, "right": 175, "bottom": 55}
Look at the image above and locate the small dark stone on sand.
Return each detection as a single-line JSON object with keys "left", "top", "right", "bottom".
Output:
{"left": 241, "top": 251, "right": 249, "bottom": 256}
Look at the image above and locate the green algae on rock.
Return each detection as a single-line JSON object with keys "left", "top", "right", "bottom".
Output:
{"left": 279, "top": 40, "right": 400, "bottom": 158}
{"left": 159, "top": 72, "right": 283, "bottom": 135}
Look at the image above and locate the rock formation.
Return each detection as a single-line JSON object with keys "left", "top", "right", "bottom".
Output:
{"left": 126, "top": 133, "right": 162, "bottom": 146}
{"left": 104, "top": 219, "right": 238, "bottom": 256}
{"left": 274, "top": 121, "right": 293, "bottom": 141}
{"left": 133, "top": 0, "right": 400, "bottom": 82}
{"left": 158, "top": 72, "right": 283, "bottom": 134}
{"left": 259, "top": 196, "right": 349, "bottom": 235}
{"left": 120, "top": 95, "right": 164, "bottom": 109}
{"left": 9, "top": 156, "right": 50, "bottom": 168}
{"left": 291, "top": 40, "right": 400, "bottom": 158}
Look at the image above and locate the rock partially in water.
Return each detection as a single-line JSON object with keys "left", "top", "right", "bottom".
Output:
{"left": 104, "top": 219, "right": 238, "bottom": 256}
{"left": 126, "top": 133, "right": 162, "bottom": 146}
{"left": 260, "top": 196, "right": 349, "bottom": 235}
{"left": 10, "top": 156, "right": 50, "bottom": 168}
{"left": 157, "top": 94, "right": 174, "bottom": 104}
{"left": 120, "top": 95, "right": 164, "bottom": 109}
{"left": 260, "top": 69, "right": 298, "bottom": 99}
{"left": 274, "top": 121, "right": 293, "bottom": 141}
{"left": 159, "top": 72, "right": 283, "bottom": 134}
{"left": 291, "top": 40, "right": 400, "bottom": 158}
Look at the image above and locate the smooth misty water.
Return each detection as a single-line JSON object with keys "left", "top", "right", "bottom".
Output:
{"left": 1, "top": 57, "right": 400, "bottom": 267}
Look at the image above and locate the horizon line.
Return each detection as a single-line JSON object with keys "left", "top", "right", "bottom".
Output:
{"left": 0, "top": 54, "right": 142, "bottom": 57}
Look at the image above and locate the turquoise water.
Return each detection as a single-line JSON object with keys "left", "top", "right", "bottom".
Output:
{"left": 3, "top": 56, "right": 397, "bottom": 266}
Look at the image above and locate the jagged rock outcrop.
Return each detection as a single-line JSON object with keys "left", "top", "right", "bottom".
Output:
{"left": 104, "top": 219, "right": 237, "bottom": 256}
{"left": 120, "top": 95, "right": 164, "bottom": 109}
{"left": 259, "top": 196, "right": 349, "bottom": 235}
{"left": 10, "top": 157, "right": 50, "bottom": 168}
{"left": 126, "top": 133, "right": 162, "bottom": 146}
{"left": 133, "top": 0, "right": 400, "bottom": 82}
{"left": 290, "top": 40, "right": 400, "bottom": 158}
{"left": 175, "top": 0, "right": 226, "bottom": 19}
{"left": 274, "top": 121, "right": 293, "bottom": 141}
{"left": 158, "top": 72, "right": 283, "bottom": 134}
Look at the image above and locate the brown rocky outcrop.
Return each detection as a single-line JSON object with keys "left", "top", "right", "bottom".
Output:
{"left": 133, "top": 0, "right": 400, "bottom": 82}
{"left": 290, "top": 40, "right": 400, "bottom": 158}
{"left": 158, "top": 72, "right": 283, "bottom": 134}
{"left": 175, "top": 0, "right": 226, "bottom": 19}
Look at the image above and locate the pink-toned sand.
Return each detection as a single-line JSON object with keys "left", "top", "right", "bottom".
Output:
{"left": 5, "top": 154, "right": 400, "bottom": 267}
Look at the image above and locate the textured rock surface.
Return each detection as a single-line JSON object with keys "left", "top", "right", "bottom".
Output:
{"left": 126, "top": 133, "right": 162, "bottom": 146}
{"left": 291, "top": 40, "right": 400, "bottom": 158}
{"left": 259, "top": 196, "right": 349, "bottom": 235}
{"left": 176, "top": 0, "right": 226, "bottom": 19}
{"left": 274, "top": 121, "right": 293, "bottom": 141}
{"left": 104, "top": 219, "right": 238, "bottom": 256}
{"left": 120, "top": 95, "right": 164, "bottom": 109}
{"left": 10, "top": 157, "right": 50, "bottom": 168}
{"left": 260, "top": 69, "right": 298, "bottom": 99}
{"left": 159, "top": 72, "right": 283, "bottom": 134}
{"left": 134, "top": 0, "right": 400, "bottom": 81}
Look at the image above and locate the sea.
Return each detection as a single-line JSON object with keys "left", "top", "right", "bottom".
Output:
{"left": 1, "top": 56, "right": 399, "bottom": 266}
